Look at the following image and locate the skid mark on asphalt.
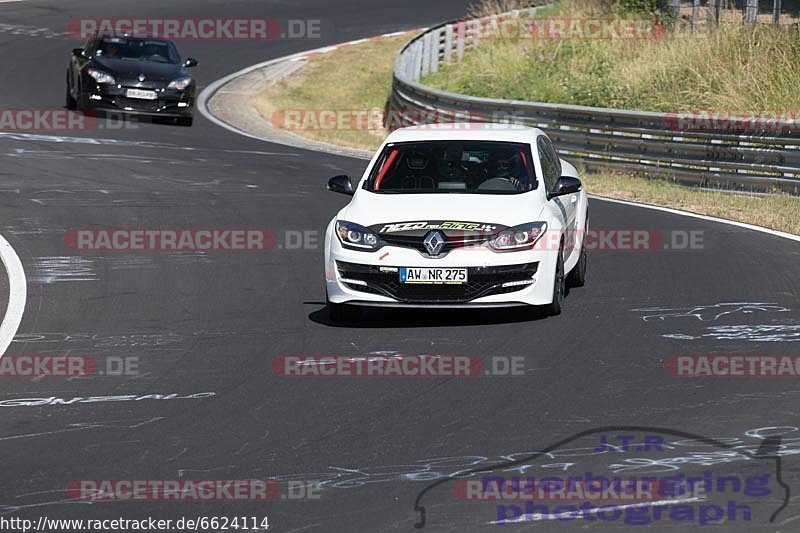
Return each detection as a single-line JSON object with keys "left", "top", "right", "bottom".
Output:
{"left": 29, "top": 256, "right": 95, "bottom": 283}
{"left": 632, "top": 302, "right": 791, "bottom": 322}
{"left": 11, "top": 329, "right": 247, "bottom": 348}
{"left": 663, "top": 325, "right": 800, "bottom": 342}
{"left": 8, "top": 148, "right": 209, "bottom": 165}
{"left": 632, "top": 302, "right": 799, "bottom": 343}
{"left": 0, "top": 132, "right": 301, "bottom": 157}
{"left": 0, "top": 22, "right": 68, "bottom": 39}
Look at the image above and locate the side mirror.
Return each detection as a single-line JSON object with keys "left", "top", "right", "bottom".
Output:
{"left": 72, "top": 48, "right": 87, "bottom": 58}
{"left": 551, "top": 176, "right": 582, "bottom": 197}
{"left": 183, "top": 58, "right": 198, "bottom": 68}
{"left": 328, "top": 175, "right": 355, "bottom": 195}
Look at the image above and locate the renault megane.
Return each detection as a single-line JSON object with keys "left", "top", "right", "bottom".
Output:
{"left": 323, "top": 124, "right": 589, "bottom": 322}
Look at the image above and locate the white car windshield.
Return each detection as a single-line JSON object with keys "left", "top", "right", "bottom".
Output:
{"left": 366, "top": 140, "right": 537, "bottom": 194}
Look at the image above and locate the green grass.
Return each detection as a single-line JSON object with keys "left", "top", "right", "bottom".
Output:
{"left": 426, "top": 0, "right": 800, "bottom": 111}
{"left": 250, "top": 5, "right": 799, "bottom": 235}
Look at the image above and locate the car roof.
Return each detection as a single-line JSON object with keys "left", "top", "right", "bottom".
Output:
{"left": 384, "top": 123, "right": 544, "bottom": 144}
{"left": 95, "top": 36, "right": 175, "bottom": 44}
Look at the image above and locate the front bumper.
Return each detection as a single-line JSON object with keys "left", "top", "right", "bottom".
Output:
{"left": 84, "top": 83, "right": 194, "bottom": 118}
{"left": 325, "top": 238, "right": 559, "bottom": 308}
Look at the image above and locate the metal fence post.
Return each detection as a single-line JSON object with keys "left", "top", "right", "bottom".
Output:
{"left": 420, "top": 32, "right": 431, "bottom": 77}
{"left": 744, "top": 0, "right": 758, "bottom": 22}
{"left": 412, "top": 41, "right": 423, "bottom": 82}
{"left": 456, "top": 21, "right": 466, "bottom": 61}
{"left": 429, "top": 28, "right": 440, "bottom": 73}
{"left": 691, "top": 0, "right": 700, "bottom": 30}
{"left": 670, "top": 0, "right": 681, "bottom": 19}
{"left": 773, "top": 0, "right": 782, "bottom": 25}
{"left": 443, "top": 24, "right": 453, "bottom": 64}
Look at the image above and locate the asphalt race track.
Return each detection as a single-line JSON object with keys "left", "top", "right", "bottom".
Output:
{"left": 1, "top": 1, "right": 799, "bottom": 531}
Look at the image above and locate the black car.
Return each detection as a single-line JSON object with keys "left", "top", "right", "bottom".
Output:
{"left": 66, "top": 37, "right": 198, "bottom": 126}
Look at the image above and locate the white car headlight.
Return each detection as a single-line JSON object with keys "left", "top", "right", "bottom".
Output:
{"left": 87, "top": 68, "right": 115, "bottom": 84}
{"left": 167, "top": 77, "right": 193, "bottom": 91}
{"left": 489, "top": 222, "right": 548, "bottom": 251}
{"left": 335, "top": 220, "right": 383, "bottom": 251}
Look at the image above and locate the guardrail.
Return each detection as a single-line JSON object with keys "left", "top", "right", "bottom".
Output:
{"left": 388, "top": 10, "right": 800, "bottom": 194}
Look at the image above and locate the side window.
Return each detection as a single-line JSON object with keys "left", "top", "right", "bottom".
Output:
{"left": 543, "top": 136, "right": 562, "bottom": 177}
{"left": 537, "top": 136, "right": 558, "bottom": 192}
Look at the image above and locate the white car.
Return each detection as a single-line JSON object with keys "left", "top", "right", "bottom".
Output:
{"left": 323, "top": 124, "right": 588, "bottom": 322}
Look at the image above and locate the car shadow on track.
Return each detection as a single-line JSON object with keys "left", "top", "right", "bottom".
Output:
{"left": 68, "top": 108, "right": 192, "bottom": 128}
{"left": 307, "top": 303, "right": 552, "bottom": 328}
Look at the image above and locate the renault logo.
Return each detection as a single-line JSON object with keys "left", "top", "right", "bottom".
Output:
{"left": 423, "top": 231, "right": 446, "bottom": 256}
{"left": 138, "top": 73, "right": 146, "bottom": 82}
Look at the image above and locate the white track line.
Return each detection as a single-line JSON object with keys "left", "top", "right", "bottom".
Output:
{"left": 199, "top": 38, "right": 800, "bottom": 244}
{"left": 197, "top": 51, "right": 313, "bottom": 142}
{"left": 197, "top": 29, "right": 424, "bottom": 141}
{"left": 589, "top": 195, "right": 800, "bottom": 242}
{"left": 0, "top": 233, "right": 26, "bottom": 359}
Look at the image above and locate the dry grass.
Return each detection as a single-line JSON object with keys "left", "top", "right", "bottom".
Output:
{"left": 426, "top": 1, "right": 800, "bottom": 111}
{"left": 467, "top": 0, "right": 535, "bottom": 18}
{"left": 250, "top": 10, "right": 800, "bottom": 236}
{"left": 252, "top": 35, "right": 409, "bottom": 151}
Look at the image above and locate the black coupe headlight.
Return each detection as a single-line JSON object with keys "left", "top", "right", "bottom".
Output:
{"left": 335, "top": 221, "right": 383, "bottom": 251}
{"left": 87, "top": 68, "right": 115, "bottom": 85}
{"left": 167, "top": 77, "right": 193, "bottom": 91}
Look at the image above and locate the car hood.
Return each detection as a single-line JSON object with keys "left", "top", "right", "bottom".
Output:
{"left": 92, "top": 58, "right": 185, "bottom": 80}
{"left": 342, "top": 192, "right": 544, "bottom": 234}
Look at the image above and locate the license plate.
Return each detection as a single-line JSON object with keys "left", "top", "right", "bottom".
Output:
{"left": 400, "top": 267, "right": 468, "bottom": 284}
{"left": 125, "top": 88, "right": 157, "bottom": 100}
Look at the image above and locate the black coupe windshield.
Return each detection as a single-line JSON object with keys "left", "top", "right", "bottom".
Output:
{"left": 366, "top": 140, "right": 537, "bottom": 194}
{"left": 95, "top": 39, "right": 181, "bottom": 64}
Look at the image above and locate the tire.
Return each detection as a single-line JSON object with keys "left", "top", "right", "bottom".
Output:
{"left": 543, "top": 246, "right": 565, "bottom": 316}
{"left": 75, "top": 81, "right": 88, "bottom": 110}
{"left": 65, "top": 75, "right": 77, "bottom": 110}
{"left": 177, "top": 116, "right": 193, "bottom": 127}
{"left": 566, "top": 228, "right": 587, "bottom": 288}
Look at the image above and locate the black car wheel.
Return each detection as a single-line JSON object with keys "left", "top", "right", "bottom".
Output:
{"left": 543, "top": 246, "right": 565, "bottom": 316}
{"left": 75, "top": 80, "right": 88, "bottom": 110}
{"left": 566, "top": 225, "right": 588, "bottom": 288}
{"left": 65, "top": 73, "right": 77, "bottom": 110}
{"left": 176, "top": 116, "right": 193, "bottom": 127}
